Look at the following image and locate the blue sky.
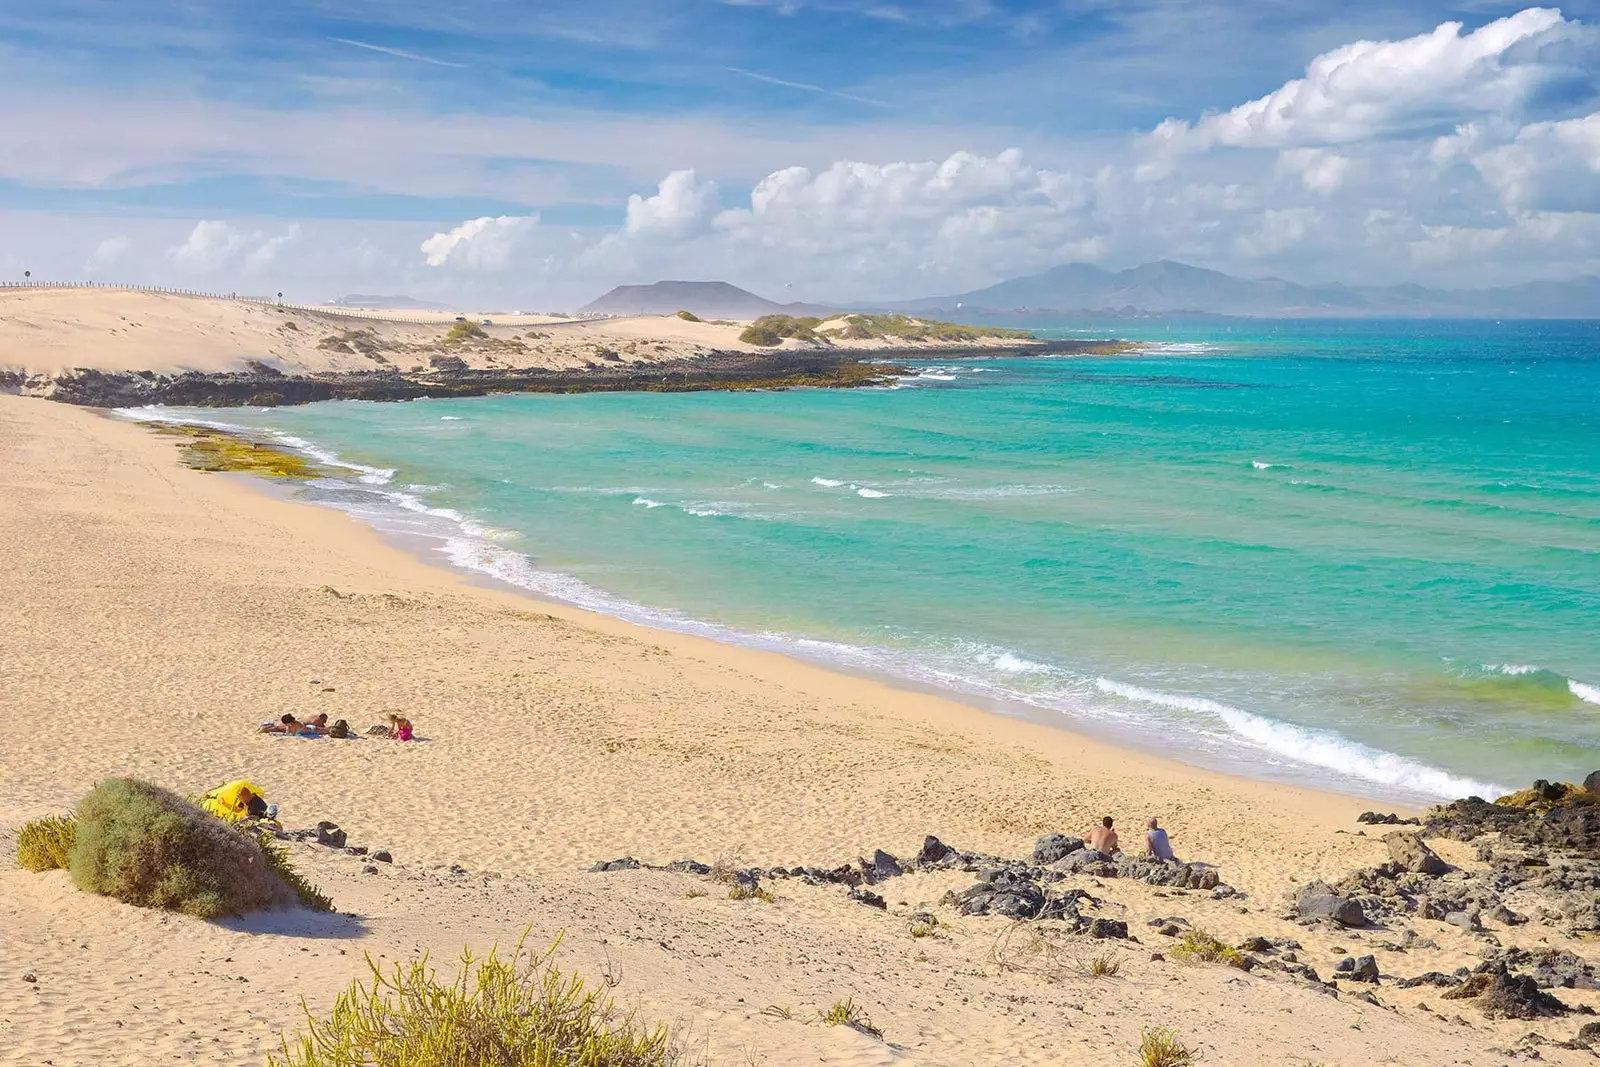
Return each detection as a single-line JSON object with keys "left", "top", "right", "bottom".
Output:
{"left": 2, "top": 1, "right": 1598, "bottom": 303}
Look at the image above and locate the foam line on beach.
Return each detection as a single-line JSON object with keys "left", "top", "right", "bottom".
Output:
{"left": 1094, "top": 678, "right": 1507, "bottom": 799}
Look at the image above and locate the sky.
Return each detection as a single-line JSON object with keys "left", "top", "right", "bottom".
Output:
{"left": 1, "top": 0, "right": 1598, "bottom": 306}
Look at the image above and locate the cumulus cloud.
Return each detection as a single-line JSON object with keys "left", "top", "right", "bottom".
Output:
{"left": 624, "top": 171, "right": 720, "bottom": 239}
{"left": 85, "top": 235, "right": 131, "bottom": 273}
{"left": 420, "top": 215, "right": 537, "bottom": 269}
{"left": 166, "top": 220, "right": 301, "bottom": 273}
{"left": 1473, "top": 113, "right": 1600, "bottom": 212}
{"left": 1150, "top": 8, "right": 1596, "bottom": 153}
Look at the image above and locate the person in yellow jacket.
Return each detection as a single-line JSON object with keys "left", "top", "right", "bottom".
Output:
{"left": 200, "top": 779, "right": 273, "bottom": 823}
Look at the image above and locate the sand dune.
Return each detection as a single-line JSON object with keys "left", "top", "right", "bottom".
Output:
{"left": 2, "top": 394, "right": 1597, "bottom": 1065}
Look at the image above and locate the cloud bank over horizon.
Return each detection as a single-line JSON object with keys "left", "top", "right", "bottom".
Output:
{"left": 1, "top": 3, "right": 1597, "bottom": 307}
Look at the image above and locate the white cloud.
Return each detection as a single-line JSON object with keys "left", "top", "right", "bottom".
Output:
{"left": 1150, "top": 8, "right": 1594, "bottom": 153}
{"left": 1473, "top": 113, "right": 1600, "bottom": 212}
{"left": 85, "top": 235, "right": 131, "bottom": 273}
{"left": 420, "top": 215, "right": 538, "bottom": 269}
{"left": 624, "top": 171, "right": 720, "bottom": 239}
{"left": 166, "top": 220, "right": 303, "bottom": 274}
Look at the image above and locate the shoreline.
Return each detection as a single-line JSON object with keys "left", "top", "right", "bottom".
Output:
{"left": 117, "top": 405, "right": 1491, "bottom": 809}
{"left": 10, "top": 392, "right": 1600, "bottom": 1066}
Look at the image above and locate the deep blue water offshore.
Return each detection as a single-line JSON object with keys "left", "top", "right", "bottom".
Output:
{"left": 137, "top": 319, "right": 1600, "bottom": 803}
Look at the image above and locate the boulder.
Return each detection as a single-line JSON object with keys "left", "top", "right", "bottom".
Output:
{"left": 860, "top": 849, "right": 903, "bottom": 883}
{"left": 1398, "top": 971, "right": 1463, "bottom": 989}
{"left": 1033, "top": 834, "right": 1085, "bottom": 865}
{"left": 849, "top": 887, "right": 887, "bottom": 910}
{"left": 371, "top": 849, "right": 393, "bottom": 863}
{"left": 665, "top": 859, "right": 711, "bottom": 875}
{"left": 1088, "top": 918, "right": 1129, "bottom": 939}
{"left": 588, "top": 857, "right": 642, "bottom": 872}
{"left": 1350, "top": 955, "right": 1381, "bottom": 984}
{"left": 1481, "top": 973, "right": 1570, "bottom": 1020}
{"left": 1445, "top": 909, "right": 1482, "bottom": 933}
{"left": 916, "top": 835, "right": 954, "bottom": 866}
{"left": 315, "top": 821, "right": 347, "bottom": 849}
{"left": 1297, "top": 881, "right": 1367, "bottom": 927}
{"left": 1584, "top": 771, "right": 1600, "bottom": 795}
{"left": 1384, "top": 831, "right": 1450, "bottom": 876}
{"left": 1577, "top": 1021, "right": 1600, "bottom": 1047}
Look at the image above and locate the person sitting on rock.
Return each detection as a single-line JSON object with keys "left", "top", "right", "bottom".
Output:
{"left": 1144, "top": 817, "right": 1177, "bottom": 862}
{"left": 1086, "top": 816, "right": 1120, "bottom": 858}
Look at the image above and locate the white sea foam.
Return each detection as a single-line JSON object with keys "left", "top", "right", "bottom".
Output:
{"left": 811, "top": 477, "right": 846, "bottom": 488}
{"left": 1139, "top": 342, "right": 1222, "bottom": 355}
{"left": 440, "top": 416, "right": 464, "bottom": 421}
{"left": 1094, "top": 678, "right": 1506, "bottom": 799}
{"left": 632, "top": 497, "right": 666, "bottom": 508}
{"left": 1571, "top": 680, "right": 1600, "bottom": 705}
{"left": 1251, "top": 461, "right": 1277, "bottom": 470}
{"left": 1484, "top": 663, "right": 1540, "bottom": 676}
{"left": 856, "top": 487, "right": 888, "bottom": 498}
{"left": 990, "top": 652, "right": 1053, "bottom": 674}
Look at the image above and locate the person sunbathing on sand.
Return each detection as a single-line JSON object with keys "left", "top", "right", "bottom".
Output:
{"left": 386, "top": 712, "right": 414, "bottom": 741}
{"left": 1086, "top": 816, "right": 1120, "bottom": 858}
{"left": 303, "top": 713, "right": 329, "bottom": 736}
{"left": 1144, "top": 817, "right": 1177, "bottom": 862}
{"left": 260, "top": 713, "right": 300, "bottom": 734}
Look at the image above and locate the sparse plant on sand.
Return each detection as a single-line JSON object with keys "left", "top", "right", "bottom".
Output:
{"left": 675, "top": 310, "right": 701, "bottom": 322}
{"left": 682, "top": 887, "right": 709, "bottom": 899}
{"left": 820, "top": 998, "right": 882, "bottom": 1039}
{"left": 1139, "top": 1027, "right": 1197, "bottom": 1067}
{"left": 1168, "top": 928, "right": 1247, "bottom": 969}
{"left": 727, "top": 884, "right": 777, "bottom": 904}
{"left": 907, "top": 913, "right": 941, "bottom": 938}
{"left": 988, "top": 921, "right": 1075, "bottom": 981}
{"left": 269, "top": 933, "right": 694, "bottom": 1067}
{"left": 759, "top": 1005, "right": 793, "bottom": 1021}
{"left": 442, "top": 320, "right": 488, "bottom": 344}
{"left": 70, "top": 777, "right": 294, "bottom": 918}
{"left": 709, "top": 850, "right": 744, "bottom": 885}
{"left": 254, "top": 830, "right": 334, "bottom": 913}
{"left": 16, "top": 814, "right": 77, "bottom": 872}
{"left": 1086, "top": 950, "right": 1122, "bottom": 978}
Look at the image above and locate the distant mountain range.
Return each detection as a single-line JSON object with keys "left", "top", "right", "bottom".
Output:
{"left": 900, "top": 261, "right": 1600, "bottom": 319}
{"left": 578, "top": 280, "right": 832, "bottom": 319}
{"left": 580, "top": 264, "right": 1600, "bottom": 321}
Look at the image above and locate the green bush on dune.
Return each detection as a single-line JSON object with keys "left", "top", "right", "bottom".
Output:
{"left": 826, "top": 313, "right": 1032, "bottom": 342}
{"left": 740, "top": 315, "right": 824, "bottom": 347}
{"left": 68, "top": 778, "right": 294, "bottom": 918}
{"left": 270, "top": 935, "right": 692, "bottom": 1067}
{"left": 16, "top": 814, "right": 77, "bottom": 872}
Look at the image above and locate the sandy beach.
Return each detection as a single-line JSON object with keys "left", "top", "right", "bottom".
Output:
{"left": 2, "top": 391, "right": 1597, "bottom": 1066}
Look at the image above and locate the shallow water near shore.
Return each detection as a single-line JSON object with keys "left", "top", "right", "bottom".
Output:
{"left": 132, "top": 318, "right": 1600, "bottom": 803}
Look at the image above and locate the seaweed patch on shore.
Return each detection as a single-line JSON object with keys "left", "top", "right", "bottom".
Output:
{"left": 147, "top": 423, "right": 319, "bottom": 478}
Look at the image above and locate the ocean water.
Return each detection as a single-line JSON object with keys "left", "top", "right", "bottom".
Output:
{"left": 133, "top": 319, "right": 1600, "bottom": 803}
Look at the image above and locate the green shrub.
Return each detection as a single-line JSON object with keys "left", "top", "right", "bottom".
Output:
{"left": 1168, "top": 927, "right": 1247, "bottom": 969}
{"left": 442, "top": 320, "right": 488, "bottom": 344}
{"left": 69, "top": 778, "right": 292, "bottom": 918}
{"left": 270, "top": 935, "right": 691, "bottom": 1067}
{"left": 727, "top": 884, "right": 776, "bottom": 903}
{"left": 255, "top": 830, "right": 334, "bottom": 913}
{"left": 17, "top": 814, "right": 77, "bottom": 872}
{"left": 674, "top": 310, "right": 701, "bottom": 322}
{"left": 820, "top": 997, "right": 882, "bottom": 1039}
{"left": 824, "top": 313, "right": 1032, "bottom": 342}
{"left": 1139, "top": 1026, "right": 1197, "bottom": 1067}
{"left": 738, "top": 325, "right": 782, "bottom": 347}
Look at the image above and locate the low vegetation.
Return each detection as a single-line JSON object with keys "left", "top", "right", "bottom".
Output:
{"left": 150, "top": 424, "right": 317, "bottom": 478}
{"left": 907, "top": 913, "right": 941, "bottom": 938}
{"left": 70, "top": 778, "right": 293, "bottom": 918}
{"left": 15, "top": 777, "right": 330, "bottom": 919}
{"left": 727, "top": 884, "right": 777, "bottom": 904}
{"left": 826, "top": 313, "right": 1033, "bottom": 342}
{"left": 819, "top": 998, "right": 882, "bottom": 1039}
{"left": 1168, "top": 927, "right": 1248, "bottom": 969}
{"left": 442, "top": 320, "right": 488, "bottom": 344}
{"left": 1086, "top": 950, "right": 1122, "bottom": 978}
{"left": 269, "top": 935, "right": 692, "bottom": 1067}
{"left": 740, "top": 315, "right": 825, "bottom": 347}
{"left": 254, "top": 830, "right": 335, "bottom": 913}
{"left": 16, "top": 814, "right": 77, "bottom": 872}
{"left": 674, "top": 310, "right": 702, "bottom": 322}
{"left": 1138, "top": 1027, "right": 1198, "bottom": 1067}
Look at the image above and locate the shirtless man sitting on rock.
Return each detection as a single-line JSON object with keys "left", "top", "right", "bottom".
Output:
{"left": 1087, "top": 816, "right": 1120, "bottom": 858}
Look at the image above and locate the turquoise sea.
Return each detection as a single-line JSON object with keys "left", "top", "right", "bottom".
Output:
{"left": 137, "top": 319, "right": 1600, "bottom": 803}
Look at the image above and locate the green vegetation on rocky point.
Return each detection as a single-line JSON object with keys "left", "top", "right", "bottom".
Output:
{"left": 831, "top": 313, "right": 1032, "bottom": 342}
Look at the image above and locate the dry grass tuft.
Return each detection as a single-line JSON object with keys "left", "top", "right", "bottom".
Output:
{"left": 727, "top": 884, "right": 777, "bottom": 904}
{"left": 1168, "top": 928, "right": 1247, "bottom": 969}
{"left": 907, "top": 913, "right": 941, "bottom": 939}
{"left": 270, "top": 933, "right": 695, "bottom": 1066}
{"left": 819, "top": 998, "right": 882, "bottom": 1039}
{"left": 1139, "top": 1026, "right": 1198, "bottom": 1067}
{"left": 1086, "top": 950, "right": 1122, "bottom": 978}
{"left": 988, "top": 921, "right": 1076, "bottom": 982}
{"left": 16, "top": 814, "right": 77, "bottom": 872}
